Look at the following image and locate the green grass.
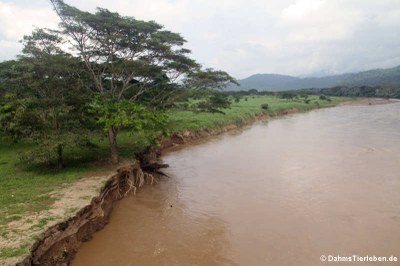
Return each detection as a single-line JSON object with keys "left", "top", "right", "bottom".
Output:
{"left": 167, "top": 95, "right": 350, "bottom": 132}
{"left": 29, "top": 216, "right": 58, "bottom": 230}
{"left": 0, "top": 245, "right": 29, "bottom": 258}
{"left": 0, "top": 141, "right": 90, "bottom": 224}
{"left": 0, "top": 95, "right": 351, "bottom": 259}
{"left": 0, "top": 133, "right": 150, "bottom": 227}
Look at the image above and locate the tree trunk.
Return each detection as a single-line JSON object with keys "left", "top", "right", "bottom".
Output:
{"left": 57, "top": 144, "right": 64, "bottom": 170}
{"left": 108, "top": 126, "right": 119, "bottom": 164}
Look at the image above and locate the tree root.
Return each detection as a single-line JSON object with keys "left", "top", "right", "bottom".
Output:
{"left": 115, "top": 159, "right": 168, "bottom": 199}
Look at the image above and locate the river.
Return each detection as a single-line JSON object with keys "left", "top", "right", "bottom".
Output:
{"left": 73, "top": 102, "right": 400, "bottom": 265}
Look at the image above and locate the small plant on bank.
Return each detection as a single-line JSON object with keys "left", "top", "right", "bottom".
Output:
{"left": 261, "top": 103, "right": 269, "bottom": 110}
{"left": 319, "top": 95, "right": 331, "bottom": 101}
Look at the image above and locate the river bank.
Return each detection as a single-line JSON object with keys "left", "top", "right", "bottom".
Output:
{"left": 0, "top": 95, "right": 365, "bottom": 265}
{"left": 339, "top": 97, "right": 394, "bottom": 106}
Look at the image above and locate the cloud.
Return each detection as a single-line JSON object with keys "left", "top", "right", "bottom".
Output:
{"left": 0, "top": 40, "right": 22, "bottom": 61}
{"left": 279, "top": 0, "right": 362, "bottom": 42}
{"left": 0, "top": 1, "right": 59, "bottom": 60}
{"left": 0, "top": 0, "right": 399, "bottom": 78}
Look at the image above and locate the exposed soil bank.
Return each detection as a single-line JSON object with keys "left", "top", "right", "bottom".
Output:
{"left": 16, "top": 98, "right": 391, "bottom": 265}
{"left": 16, "top": 162, "right": 151, "bottom": 266}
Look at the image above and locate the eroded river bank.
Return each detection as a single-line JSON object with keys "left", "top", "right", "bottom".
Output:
{"left": 73, "top": 102, "right": 400, "bottom": 265}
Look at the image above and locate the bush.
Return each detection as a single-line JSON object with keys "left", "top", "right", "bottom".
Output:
{"left": 319, "top": 95, "right": 332, "bottom": 102}
{"left": 261, "top": 103, "right": 269, "bottom": 110}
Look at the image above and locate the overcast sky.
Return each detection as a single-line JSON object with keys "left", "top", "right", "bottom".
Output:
{"left": 1, "top": 0, "right": 399, "bottom": 79}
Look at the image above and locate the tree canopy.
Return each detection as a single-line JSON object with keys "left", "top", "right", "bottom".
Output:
{"left": 0, "top": 0, "right": 239, "bottom": 167}
{"left": 0, "top": 29, "right": 93, "bottom": 169}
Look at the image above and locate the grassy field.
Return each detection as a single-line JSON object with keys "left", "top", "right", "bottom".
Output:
{"left": 0, "top": 95, "right": 351, "bottom": 260}
{"left": 167, "top": 95, "right": 349, "bottom": 132}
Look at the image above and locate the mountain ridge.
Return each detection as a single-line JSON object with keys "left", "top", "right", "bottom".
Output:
{"left": 228, "top": 65, "right": 400, "bottom": 91}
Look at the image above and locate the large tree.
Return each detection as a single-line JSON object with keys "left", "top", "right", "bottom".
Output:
{"left": 49, "top": 0, "right": 200, "bottom": 163}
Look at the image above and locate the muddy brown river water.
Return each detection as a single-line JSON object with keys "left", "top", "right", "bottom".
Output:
{"left": 73, "top": 103, "right": 400, "bottom": 266}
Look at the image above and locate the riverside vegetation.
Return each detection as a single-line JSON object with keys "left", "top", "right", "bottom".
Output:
{"left": 0, "top": 0, "right": 355, "bottom": 264}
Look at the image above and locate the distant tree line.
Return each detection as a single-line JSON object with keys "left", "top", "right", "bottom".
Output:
{"left": 289, "top": 85, "right": 400, "bottom": 99}
{"left": 222, "top": 85, "right": 400, "bottom": 99}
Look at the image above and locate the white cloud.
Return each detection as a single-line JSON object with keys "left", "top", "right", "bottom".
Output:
{"left": 0, "top": 40, "right": 22, "bottom": 61}
{"left": 0, "top": 1, "right": 59, "bottom": 60}
{"left": 0, "top": 2, "right": 58, "bottom": 40}
{"left": 282, "top": 0, "right": 325, "bottom": 20}
{"left": 279, "top": 0, "right": 362, "bottom": 42}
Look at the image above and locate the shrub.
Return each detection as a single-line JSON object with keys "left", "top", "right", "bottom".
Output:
{"left": 261, "top": 103, "right": 269, "bottom": 110}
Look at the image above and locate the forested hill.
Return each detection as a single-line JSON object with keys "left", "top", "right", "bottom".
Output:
{"left": 228, "top": 65, "right": 400, "bottom": 91}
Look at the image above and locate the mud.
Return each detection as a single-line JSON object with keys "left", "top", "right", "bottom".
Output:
{"left": 17, "top": 162, "right": 148, "bottom": 266}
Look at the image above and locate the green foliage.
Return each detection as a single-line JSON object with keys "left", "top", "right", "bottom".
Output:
{"left": 293, "top": 85, "right": 400, "bottom": 99}
{"left": 89, "top": 95, "right": 168, "bottom": 142}
{"left": 0, "top": 29, "right": 94, "bottom": 168}
{"left": 0, "top": 245, "right": 29, "bottom": 258}
{"left": 185, "top": 68, "right": 239, "bottom": 90}
{"left": 319, "top": 95, "right": 331, "bottom": 101}
{"left": 0, "top": 60, "right": 31, "bottom": 97}
{"left": 0, "top": 91, "right": 92, "bottom": 168}
{"left": 300, "top": 93, "right": 309, "bottom": 99}
{"left": 279, "top": 92, "right": 297, "bottom": 101}
{"left": 261, "top": 103, "right": 269, "bottom": 110}
{"left": 50, "top": 0, "right": 199, "bottom": 100}
{"left": 0, "top": 94, "right": 36, "bottom": 141}
{"left": 194, "top": 92, "right": 231, "bottom": 114}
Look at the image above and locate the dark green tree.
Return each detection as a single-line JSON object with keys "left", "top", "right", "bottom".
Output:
{"left": 0, "top": 29, "right": 92, "bottom": 169}
{"left": 279, "top": 92, "right": 296, "bottom": 101}
{"left": 194, "top": 91, "right": 231, "bottom": 114}
{"left": 184, "top": 68, "right": 239, "bottom": 90}
{"left": 50, "top": 0, "right": 200, "bottom": 163}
